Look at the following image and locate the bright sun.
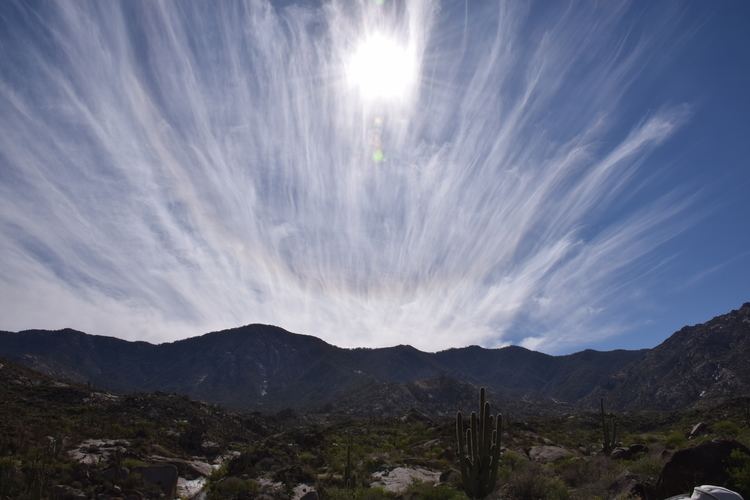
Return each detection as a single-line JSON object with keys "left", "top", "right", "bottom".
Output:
{"left": 346, "top": 34, "right": 417, "bottom": 102}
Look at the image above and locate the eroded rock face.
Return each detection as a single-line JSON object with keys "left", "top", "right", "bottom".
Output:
{"left": 528, "top": 445, "right": 573, "bottom": 463}
{"left": 370, "top": 466, "right": 441, "bottom": 493}
{"left": 656, "top": 439, "right": 749, "bottom": 498}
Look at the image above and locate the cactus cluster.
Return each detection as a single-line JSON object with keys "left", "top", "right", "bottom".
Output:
{"left": 456, "top": 387, "right": 502, "bottom": 499}
{"left": 600, "top": 398, "right": 617, "bottom": 454}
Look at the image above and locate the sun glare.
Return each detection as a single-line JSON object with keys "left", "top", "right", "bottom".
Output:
{"left": 346, "top": 34, "right": 417, "bottom": 102}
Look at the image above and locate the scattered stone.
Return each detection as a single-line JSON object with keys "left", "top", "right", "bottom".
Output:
{"left": 656, "top": 439, "right": 750, "bottom": 498}
{"left": 371, "top": 466, "right": 441, "bottom": 493}
{"left": 201, "top": 440, "right": 221, "bottom": 454}
{"left": 528, "top": 445, "right": 573, "bottom": 463}
{"left": 68, "top": 439, "right": 130, "bottom": 465}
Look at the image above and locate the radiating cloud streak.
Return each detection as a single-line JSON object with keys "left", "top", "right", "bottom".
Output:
{"left": 0, "top": 1, "right": 694, "bottom": 352}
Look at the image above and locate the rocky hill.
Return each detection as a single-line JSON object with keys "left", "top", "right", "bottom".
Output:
{"left": 0, "top": 303, "right": 748, "bottom": 413}
{"left": 592, "top": 302, "right": 750, "bottom": 410}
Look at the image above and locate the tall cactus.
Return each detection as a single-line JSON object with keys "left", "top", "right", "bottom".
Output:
{"left": 344, "top": 432, "right": 354, "bottom": 488}
{"left": 600, "top": 398, "right": 617, "bottom": 453}
{"left": 456, "top": 387, "right": 502, "bottom": 499}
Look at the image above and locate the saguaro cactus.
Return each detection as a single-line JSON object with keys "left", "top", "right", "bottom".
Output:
{"left": 456, "top": 387, "right": 502, "bottom": 499}
{"left": 344, "top": 432, "right": 355, "bottom": 488}
{"left": 600, "top": 398, "right": 617, "bottom": 453}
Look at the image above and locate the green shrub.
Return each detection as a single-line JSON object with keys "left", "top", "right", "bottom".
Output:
{"left": 506, "top": 466, "right": 570, "bottom": 500}
{"left": 403, "top": 481, "right": 465, "bottom": 499}
{"left": 728, "top": 449, "right": 750, "bottom": 497}
{"left": 207, "top": 476, "right": 259, "bottom": 500}
{"left": 665, "top": 430, "right": 687, "bottom": 449}
{"left": 714, "top": 420, "right": 741, "bottom": 439}
{"left": 628, "top": 455, "right": 662, "bottom": 479}
{"left": 322, "top": 486, "right": 395, "bottom": 499}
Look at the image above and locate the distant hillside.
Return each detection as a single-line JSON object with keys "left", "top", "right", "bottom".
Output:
{"left": 0, "top": 303, "right": 748, "bottom": 413}
{"left": 590, "top": 302, "right": 750, "bottom": 410}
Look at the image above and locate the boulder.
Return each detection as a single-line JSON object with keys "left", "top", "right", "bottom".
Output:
{"left": 67, "top": 439, "right": 130, "bottom": 465}
{"left": 689, "top": 422, "right": 708, "bottom": 440}
{"left": 528, "top": 445, "right": 573, "bottom": 463}
{"left": 611, "top": 444, "right": 649, "bottom": 460}
{"left": 292, "top": 483, "right": 318, "bottom": 500}
{"left": 132, "top": 464, "right": 178, "bottom": 498}
{"left": 201, "top": 440, "right": 221, "bottom": 454}
{"left": 371, "top": 466, "right": 441, "bottom": 493}
{"left": 656, "top": 439, "right": 749, "bottom": 498}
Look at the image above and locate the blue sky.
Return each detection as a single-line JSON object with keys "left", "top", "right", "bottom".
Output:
{"left": 0, "top": 1, "right": 748, "bottom": 353}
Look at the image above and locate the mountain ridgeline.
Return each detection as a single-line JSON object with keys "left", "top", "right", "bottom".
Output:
{"left": 0, "top": 303, "right": 748, "bottom": 415}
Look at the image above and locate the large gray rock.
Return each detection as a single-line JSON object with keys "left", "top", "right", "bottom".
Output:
{"left": 656, "top": 439, "right": 749, "bottom": 499}
{"left": 528, "top": 445, "right": 573, "bottom": 463}
{"left": 67, "top": 439, "right": 130, "bottom": 465}
{"left": 371, "top": 466, "right": 441, "bottom": 493}
{"left": 132, "top": 464, "right": 178, "bottom": 498}
{"left": 689, "top": 422, "right": 708, "bottom": 439}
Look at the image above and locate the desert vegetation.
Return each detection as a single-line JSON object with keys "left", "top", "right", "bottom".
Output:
{"left": 2, "top": 358, "right": 750, "bottom": 499}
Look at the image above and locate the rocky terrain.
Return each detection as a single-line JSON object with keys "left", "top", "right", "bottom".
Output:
{"left": 592, "top": 303, "right": 750, "bottom": 410}
{"left": 1, "top": 303, "right": 748, "bottom": 414}
{"left": 2, "top": 357, "right": 750, "bottom": 499}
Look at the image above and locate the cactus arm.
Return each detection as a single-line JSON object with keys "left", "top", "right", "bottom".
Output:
{"left": 612, "top": 419, "right": 617, "bottom": 447}
{"left": 456, "top": 411, "right": 464, "bottom": 459}
{"left": 470, "top": 411, "right": 478, "bottom": 464}
{"left": 479, "top": 389, "right": 487, "bottom": 457}
{"left": 488, "top": 413, "right": 502, "bottom": 491}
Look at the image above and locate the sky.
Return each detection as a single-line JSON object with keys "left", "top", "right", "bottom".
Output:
{"left": 0, "top": 1, "right": 748, "bottom": 354}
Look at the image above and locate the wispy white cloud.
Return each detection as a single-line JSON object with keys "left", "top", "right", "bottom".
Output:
{"left": 0, "top": 1, "right": 693, "bottom": 352}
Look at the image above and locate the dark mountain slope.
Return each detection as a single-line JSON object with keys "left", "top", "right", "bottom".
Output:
{"left": 0, "top": 302, "right": 747, "bottom": 412}
{"left": 594, "top": 302, "right": 750, "bottom": 410}
{"left": 0, "top": 328, "right": 160, "bottom": 390}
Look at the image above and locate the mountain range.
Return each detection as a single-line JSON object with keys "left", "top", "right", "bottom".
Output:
{"left": 1, "top": 302, "right": 748, "bottom": 415}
